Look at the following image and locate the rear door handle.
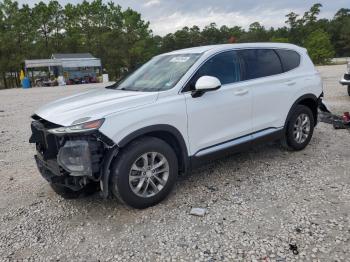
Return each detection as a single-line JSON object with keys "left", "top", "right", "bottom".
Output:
{"left": 234, "top": 89, "right": 248, "bottom": 96}
{"left": 286, "top": 81, "right": 296, "bottom": 86}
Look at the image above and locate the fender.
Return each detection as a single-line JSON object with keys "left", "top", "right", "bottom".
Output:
{"left": 118, "top": 124, "right": 188, "bottom": 151}
{"left": 284, "top": 93, "right": 318, "bottom": 128}
{"left": 101, "top": 125, "right": 190, "bottom": 198}
{"left": 119, "top": 125, "right": 190, "bottom": 173}
{"left": 100, "top": 146, "right": 119, "bottom": 198}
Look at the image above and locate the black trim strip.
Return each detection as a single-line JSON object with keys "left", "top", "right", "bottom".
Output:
{"left": 194, "top": 127, "right": 283, "bottom": 156}
{"left": 190, "top": 128, "right": 284, "bottom": 169}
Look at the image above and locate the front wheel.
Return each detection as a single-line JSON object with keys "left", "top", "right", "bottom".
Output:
{"left": 111, "top": 137, "right": 178, "bottom": 209}
{"left": 281, "top": 105, "right": 315, "bottom": 151}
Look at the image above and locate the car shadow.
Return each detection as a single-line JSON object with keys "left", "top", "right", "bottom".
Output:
{"left": 64, "top": 141, "right": 286, "bottom": 214}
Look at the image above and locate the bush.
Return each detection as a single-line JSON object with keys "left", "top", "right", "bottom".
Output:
{"left": 304, "top": 29, "right": 335, "bottom": 64}
{"left": 270, "top": 37, "right": 290, "bottom": 43}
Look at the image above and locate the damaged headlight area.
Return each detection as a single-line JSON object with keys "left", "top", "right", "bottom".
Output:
{"left": 57, "top": 140, "right": 94, "bottom": 177}
{"left": 29, "top": 116, "right": 111, "bottom": 191}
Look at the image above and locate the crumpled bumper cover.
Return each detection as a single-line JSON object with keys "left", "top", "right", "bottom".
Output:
{"left": 35, "top": 154, "right": 91, "bottom": 191}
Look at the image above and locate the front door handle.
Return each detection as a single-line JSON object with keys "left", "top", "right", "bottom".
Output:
{"left": 234, "top": 89, "right": 248, "bottom": 96}
{"left": 286, "top": 81, "right": 296, "bottom": 86}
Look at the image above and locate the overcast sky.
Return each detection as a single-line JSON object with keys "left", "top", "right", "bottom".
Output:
{"left": 18, "top": 0, "right": 348, "bottom": 36}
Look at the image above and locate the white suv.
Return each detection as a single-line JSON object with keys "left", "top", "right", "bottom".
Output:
{"left": 30, "top": 43, "right": 323, "bottom": 208}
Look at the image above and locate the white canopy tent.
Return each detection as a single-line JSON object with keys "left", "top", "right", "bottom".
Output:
{"left": 25, "top": 54, "right": 101, "bottom": 69}
{"left": 24, "top": 53, "right": 102, "bottom": 86}
{"left": 25, "top": 59, "right": 62, "bottom": 68}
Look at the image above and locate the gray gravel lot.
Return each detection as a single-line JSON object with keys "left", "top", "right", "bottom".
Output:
{"left": 0, "top": 65, "right": 349, "bottom": 261}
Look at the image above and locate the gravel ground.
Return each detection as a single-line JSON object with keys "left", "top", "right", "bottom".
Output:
{"left": 0, "top": 65, "right": 349, "bottom": 261}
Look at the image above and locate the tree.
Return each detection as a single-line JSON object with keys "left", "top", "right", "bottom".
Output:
{"left": 330, "top": 8, "right": 350, "bottom": 56}
{"left": 285, "top": 3, "right": 323, "bottom": 45}
{"left": 303, "top": 3, "right": 322, "bottom": 24}
{"left": 239, "top": 22, "right": 269, "bottom": 42}
{"left": 304, "top": 29, "right": 334, "bottom": 64}
{"left": 201, "top": 23, "right": 223, "bottom": 44}
{"left": 1, "top": 1, "right": 350, "bottom": 89}
{"left": 32, "top": 1, "right": 64, "bottom": 56}
{"left": 270, "top": 37, "right": 289, "bottom": 43}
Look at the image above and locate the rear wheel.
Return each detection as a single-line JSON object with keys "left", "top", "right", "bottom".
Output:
{"left": 281, "top": 105, "right": 315, "bottom": 151}
{"left": 111, "top": 137, "right": 178, "bottom": 209}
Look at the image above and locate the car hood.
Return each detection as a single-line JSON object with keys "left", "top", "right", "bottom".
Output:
{"left": 35, "top": 88, "right": 158, "bottom": 126}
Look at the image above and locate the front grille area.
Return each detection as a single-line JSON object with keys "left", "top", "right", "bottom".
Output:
{"left": 30, "top": 119, "right": 62, "bottom": 160}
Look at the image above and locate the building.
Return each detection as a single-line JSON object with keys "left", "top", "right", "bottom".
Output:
{"left": 24, "top": 53, "right": 102, "bottom": 86}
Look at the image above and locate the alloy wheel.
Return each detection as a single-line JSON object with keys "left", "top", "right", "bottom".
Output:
{"left": 129, "top": 152, "right": 170, "bottom": 198}
{"left": 293, "top": 113, "right": 311, "bottom": 144}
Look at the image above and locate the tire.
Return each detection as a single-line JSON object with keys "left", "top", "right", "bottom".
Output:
{"left": 347, "top": 85, "right": 350, "bottom": 96}
{"left": 281, "top": 105, "right": 315, "bottom": 151}
{"left": 50, "top": 183, "right": 98, "bottom": 199}
{"left": 111, "top": 137, "right": 178, "bottom": 209}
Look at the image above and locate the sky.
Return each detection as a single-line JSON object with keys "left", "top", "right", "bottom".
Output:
{"left": 17, "top": 0, "right": 349, "bottom": 36}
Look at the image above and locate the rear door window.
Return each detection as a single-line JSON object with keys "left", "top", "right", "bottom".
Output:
{"left": 276, "top": 49, "right": 301, "bottom": 72}
{"left": 238, "top": 49, "right": 283, "bottom": 80}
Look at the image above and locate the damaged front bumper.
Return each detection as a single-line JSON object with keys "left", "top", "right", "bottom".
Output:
{"left": 29, "top": 115, "right": 114, "bottom": 192}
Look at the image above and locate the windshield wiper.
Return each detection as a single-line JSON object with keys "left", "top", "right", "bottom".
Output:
{"left": 105, "top": 84, "right": 130, "bottom": 91}
{"left": 105, "top": 83, "right": 117, "bottom": 89}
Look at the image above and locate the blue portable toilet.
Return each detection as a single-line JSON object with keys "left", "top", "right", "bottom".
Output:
{"left": 22, "top": 77, "right": 31, "bottom": 89}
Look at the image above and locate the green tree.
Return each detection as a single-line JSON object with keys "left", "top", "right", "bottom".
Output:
{"left": 330, "top": 8, "right": 350, "bottom": 56}
{"left": 303, "top": 3, "right": 322, "bottom": 24}
{"left": 270, "top": 37, "right": 289, "bottom": 43}
{"left": 285, "top": 3, "right": 323, "bottom": 45}
{"left": 201, "top": 23, "right": 223, "bottom": 44}
{"left": 32, "top": 1, "right": 64, "bottom": 56}
{"left": 240, "top": 22, "right": 269, "bottom": 42}
{"left": 304, "top": 29, "right": 334, "bottom": 64}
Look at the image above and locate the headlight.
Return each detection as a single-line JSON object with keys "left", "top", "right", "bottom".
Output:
{"left": 57, "top": 140, "right": 92, "bottom": 176}
{"left": 48, "top": 119, "right": 105, "bottom": 134}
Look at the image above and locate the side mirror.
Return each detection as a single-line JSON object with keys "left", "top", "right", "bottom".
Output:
{"left": 192, "top": 76, "right": 221, "bottom": 98}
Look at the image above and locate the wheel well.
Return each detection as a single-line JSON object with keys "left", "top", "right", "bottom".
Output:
{"left": 120, "top": 131, "right": 187, "bottom": 174}
{"left": 298, "top": 98, "right": 318, "bottom": 124}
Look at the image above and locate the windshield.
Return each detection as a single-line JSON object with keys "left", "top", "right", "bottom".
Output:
{"left": 112, "top": 53, "right": 201, "bottom": 92}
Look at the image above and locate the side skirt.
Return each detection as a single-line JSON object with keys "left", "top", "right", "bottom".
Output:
{"left": 190, "top": 128, "right": 284, "bottom": 169}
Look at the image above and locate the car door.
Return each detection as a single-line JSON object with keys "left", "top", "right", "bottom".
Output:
{"left": 183, "top": 50, "right": 253, "bottom": 156}
{"left": 238, "top": 49, "right": 291, "bottom": 133}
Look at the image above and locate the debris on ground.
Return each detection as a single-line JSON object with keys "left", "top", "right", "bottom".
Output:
{"left": 205, "top": 185, "right": 218, "bottom": 192}
{"left": 319, "top": 109, "right": 350, "bottom": 130}
{"left": 190, "top": 208, "right": 207, "bottom": 217}
{"left": 289, "top": 243, "right": 299, "bottom": 255}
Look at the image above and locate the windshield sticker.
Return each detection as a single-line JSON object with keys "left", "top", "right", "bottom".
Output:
{"left": 170, "top": 57, "right": 190, "bottom": 63}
